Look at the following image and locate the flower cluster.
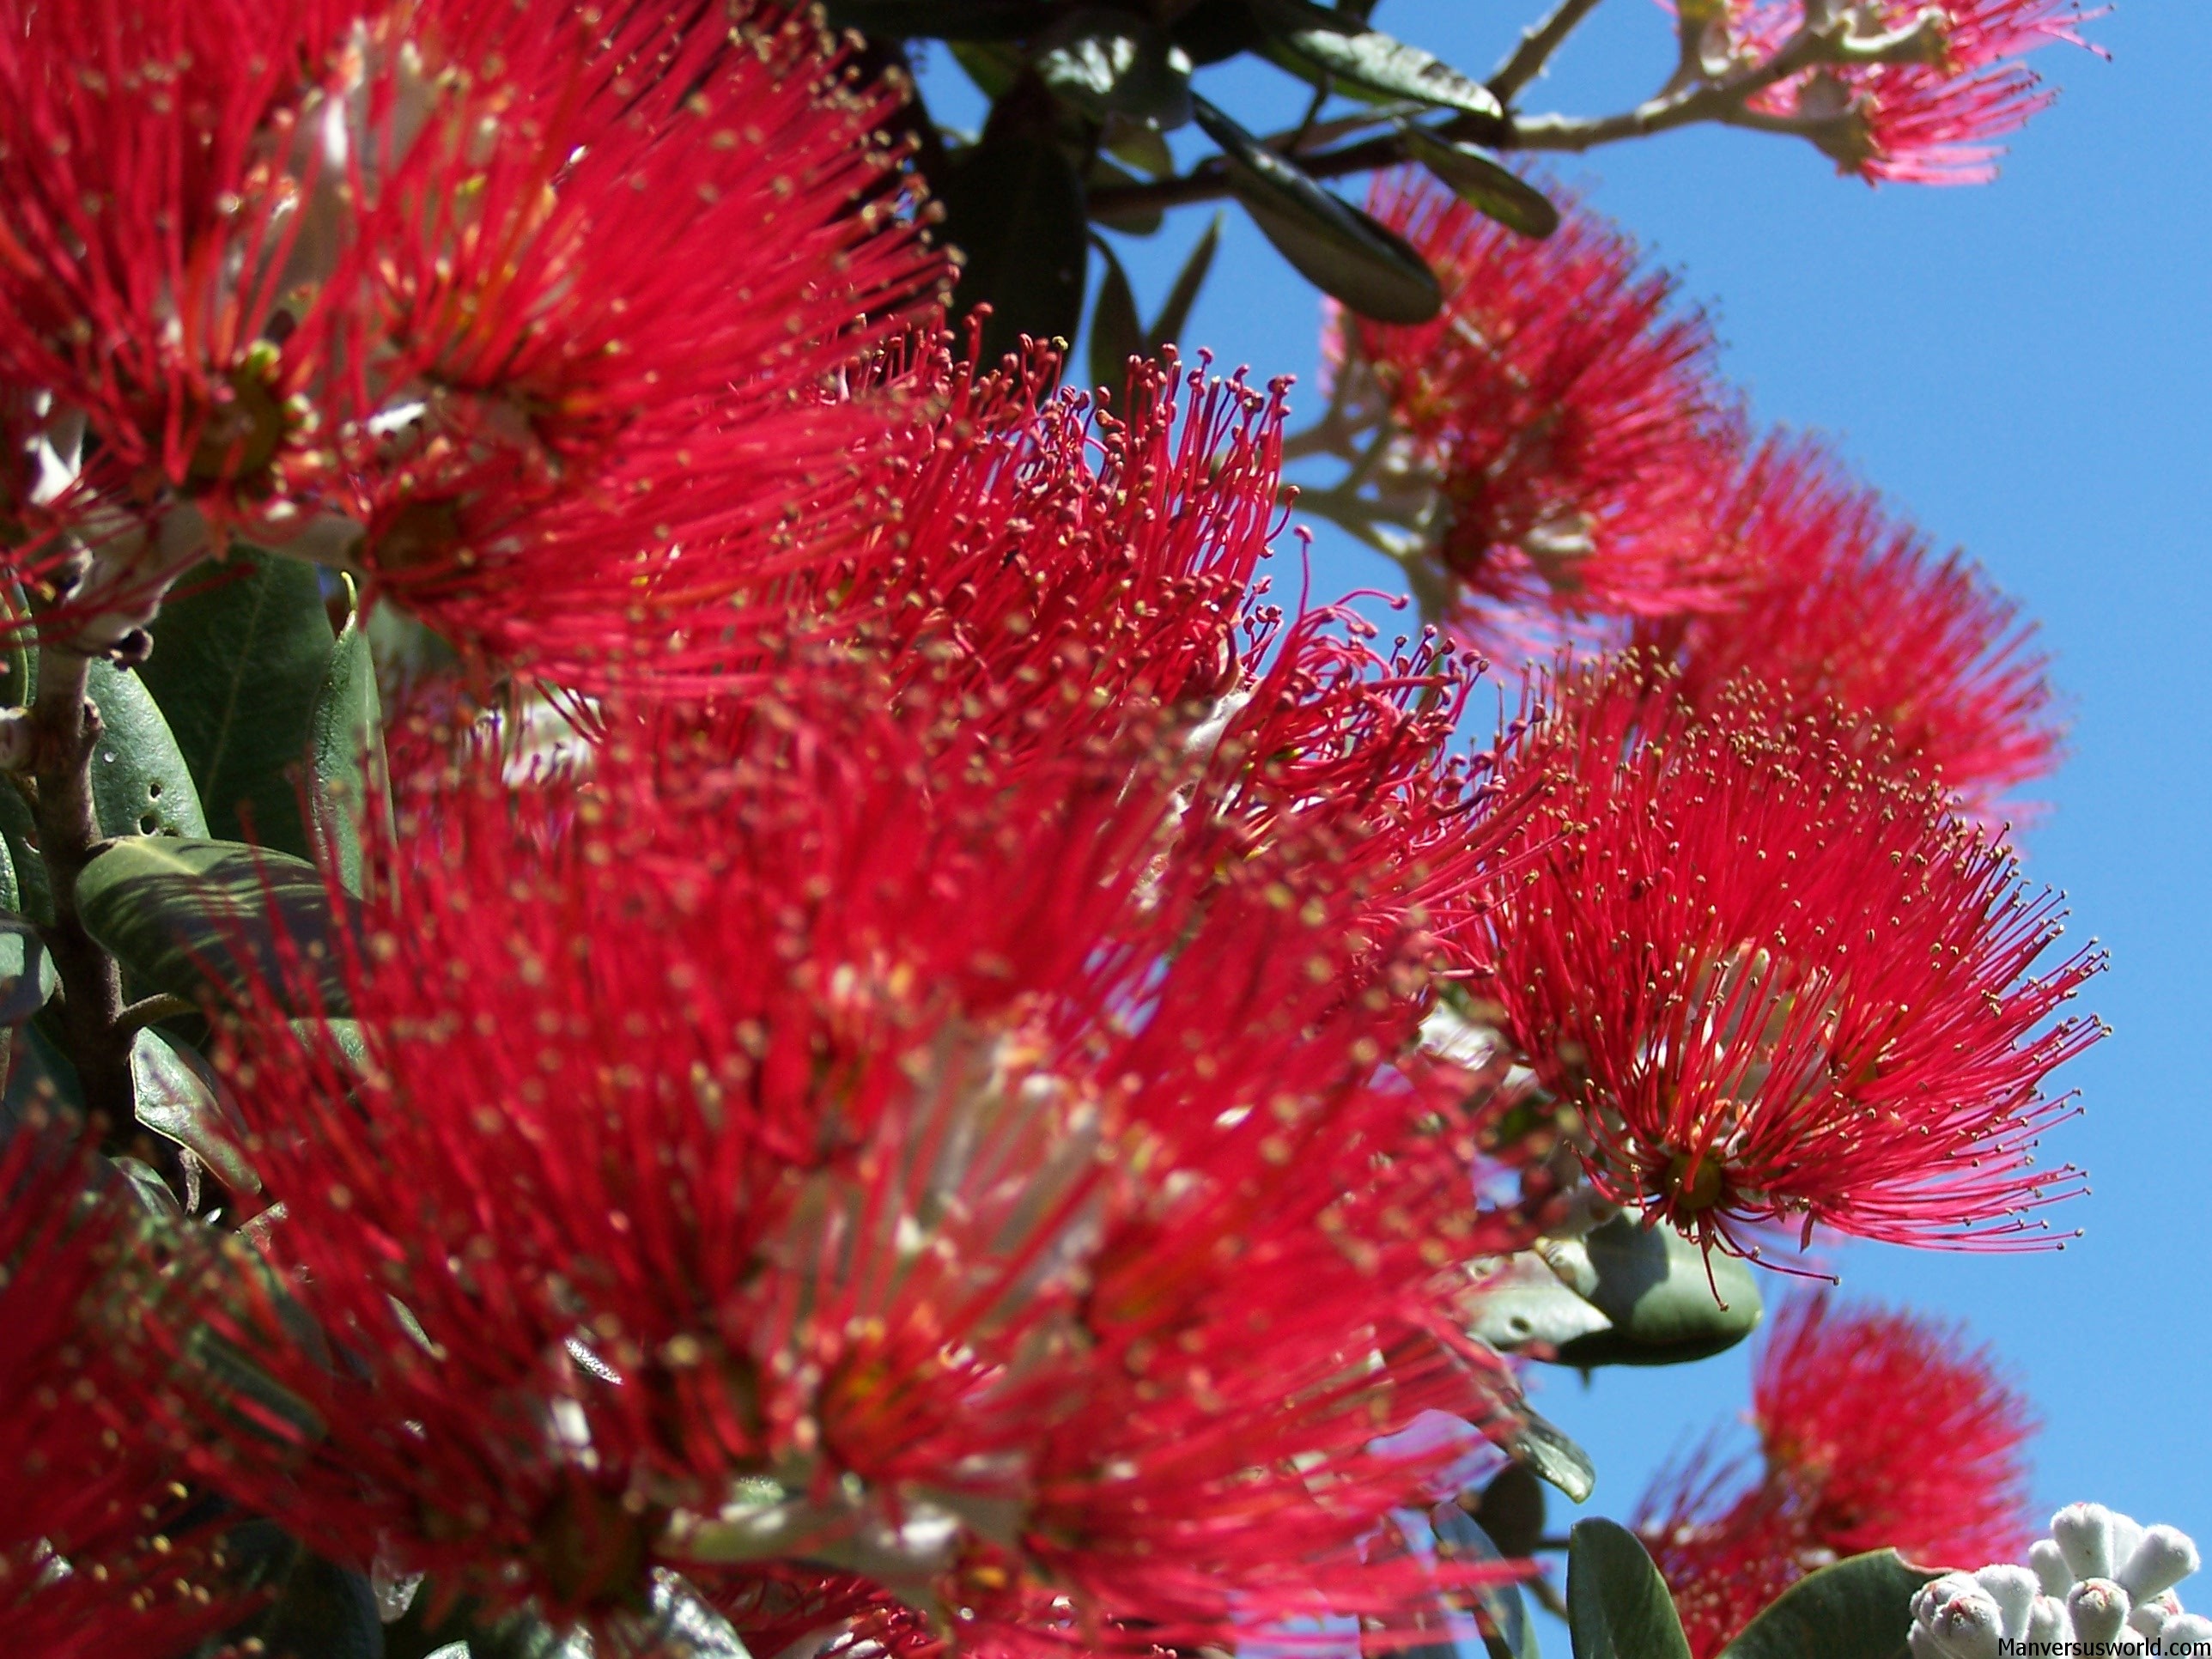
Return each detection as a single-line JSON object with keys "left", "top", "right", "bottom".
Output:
{"left": 1911, "top": 1505, "right": 2211, "bottom": 1655}
{"left": 1638, "top": 1296, "right": 2035, "bottom": 1656}
{"left": 1459, "top": 658, "right": 2101, "bottom": 1260}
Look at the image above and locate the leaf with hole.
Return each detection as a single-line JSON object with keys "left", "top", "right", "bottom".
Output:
{"left": 1401, "top": 126, "right": 1560, "bottom": 238}
{"left": 1717, "top": 1551, "right": 1936, "bottom": 1659}
{"left": 1192, "top": 96, "right": 1440, "bottom": 323}
{"left": 1036, "top": 9, "right": 1192, "bottom": 126}
{"left": 1256, "top": 0, "right": 1502, "bottom": 118}
{"left": 1566, "top": 1520, "right": 1692, "bottom": 1659}
{"left": 1468, "top": 1252, "right": 1614, "bottom": 1352}
{"left": 138, "top": 552, "right": 334, "bottom": 861}
{"left": 1546, "top": 1215, "right": 1763, "bottom": 1368}
{"left": 88, "top": 661, "right": 210, "bottom": 841}
{"left": 77, "top": 836, "right": 356, "bottom": 1016}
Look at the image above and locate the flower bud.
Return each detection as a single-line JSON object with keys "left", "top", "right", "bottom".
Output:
{"left": 2029, "top": 1538, "right": 2073, "bottom": 1597}
{"left": 1911, "top": 1573, "right": 2008, "bottom": 1659}
{"left": 2053, "top": 1503, "right": 2117, "bottom": 1582}
{"left": 2118, "top": 1524, "right": 2201, "bottom": 1605}
{"left": 1975, "top": 1565, "right": 2039, "bottom": 1633}
{"left": 2067, "top": 1579, "right": 2130, "bottom": 1644}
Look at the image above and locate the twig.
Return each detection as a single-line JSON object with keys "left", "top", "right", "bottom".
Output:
{"left": 118, "top": 993, "right": 198, "bottom": 1035}
{"left": 1488, "top": 0, "right": 1611, "bottom": 105}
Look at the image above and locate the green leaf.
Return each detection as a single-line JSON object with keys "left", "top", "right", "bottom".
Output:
{"left": 256, "top": 1552, "right": 385, "bottom": 1659}
{"left": 1088, "top": 236, "right": 1145, "bottom": 392}
{"left": 1510, "top": 1408, "right": 1595, "bottom": 1504}
{"left": 1147, "top": 211, "right": 1222, "bottom": 349}
{"left": 1468, "top": 1252, "right": 1614, "bottom": 1352}
{"left": 3, "top": 1017, "right": 82, "bottom": 1124}
{"left": 1191, "top": 96, "right": 1441, "bottom": 324}
{"left": 289, "top": 1017, "right": 370, "bottom": 1073}
{"left": 76, "top": 836, "right": 356, "bottom": 1016}
{"left": 138, "top": 551, "right": 337, "bottom": 862}
{"left": 1168, "top": 0, "right": 1266, "bottom": 66}
{"left": 0, "top": 915, "right": 54, "bottom": 1025}
{"left": 110, "top": 1154, "right": 185, "bottom": 1219}
{"left": 88, "top": 661, "right": 210, "bottom": 840}
{"left": 1255, "top": 0, "right": 1502, "bottom": 118}
{"left": 0, "top": 784, "right": 52, "bottom": 923}
{"left": 1401, "top": 126, "right": 1561, "bottom": 238}
{"left": 1103, "top": 117, "right": 1175, "bottom": 177}
{"left": 950, "top": 40, "right": 1026, "bottom": 101}
{"left": 1036, "top": 9, "right": 1192, "bottom": 126}
{"left": 1469, "top": 1462, "right": 1548, "bottom": 1561}
{"left": 1432, "top": 1504, "right": 1539, "bottom": 1659}
{"left": 940, "top": 98, "right": 1091, "bottom": 362}
{"left": 1566, "top": 1520, "right": 1692, "bottom": 1659}
{"left": 1088, "top": 155, "right": 1164, "bottom": 234}
{"left": 306, "top": 580, "right": 384, "bottom": 895}
{"left": 821, "top": 0, "right": 1048, "bottom": 40}
{"left": 1547, "top": 1216, "right": 1764, "bottom": 1368}
{"left": 1717, "top": 1551, "right": 1937, "bottom": 1659}
{"left": 132, "top": 1028, "right": 258, "bottom": 1194}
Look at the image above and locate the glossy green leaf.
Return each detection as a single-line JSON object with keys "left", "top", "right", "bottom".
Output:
{"left": 76, "top": 836, "right": 356, "bottom": 1016}
{"left": 111, "top": 1155, "right": 184, "bottom": 1219}
{"left": 138, "top": 552, "right": 337, "bottom": 863}
{"left": 306, "top": 581, "right": 384, "bottom": 895}
{"left": 1548, "top": 1215, "right": 1763, "bottom": 1368}
{"left": 0, "top": 784, "right": 52, "bottom": 923}
{"left": 1036, "top": 9, "right": 1192, "bottom": 126}
{"left": 941, "top": 102, "right": 1091, "bottom": 362}
{"left": 1566, "top": 1520, "right": 1692, "bottom": 1659}
{"left": 132, "top": 1028, "right": 258, "bottom": 1193}
{"left": 1147, "top": 211, "right": 1222, "bottom": 349}
{"left": 949, "top": 40, "right": 1025, "bottom": 101}
{"left": 88, "top": 661, "right": 210, "bottom": 840}
{"left": 1470, "top": 1462, "right": 1548, "bottom": 1561}
{"left": 822, "top": 0, "right": 1046, "bottom": 40}
{"left": 1256, "top": 0, "right": 1502, "bottom": 118}
{"left": 1509, "top": 1407, "right": 1595, "bottom": 1504}
{"left": 1401, "top": 125, "right": 1561, "bottom": 238}
{"left": 1192, "top": 96, "right": 1441, "bottom": 324}
{"left": 1433, "top": 1504, "right": 1539, "bottom": 1659}
{"left": 1469, "top": 1252, "right": 1614, "bottom": 1352}
{"left": 0, "top": 916, "right": 54, "bottom": 1025}
{"left": 1103, "top": 116, "right": 1174, "bottom": 177}
{"left": 1717, "top": 1551, "right": 1936, "bottom": 1659}
{"left": 1088, "top": 236, "right": 1145, "bottom": 392}
{"left": 1089, "top": 155, "right": 1165, "bottom": 234}
{"left": 2, "top": 1017, "right": 82, "bottom": 1124}
{"left": 289, "top": 1017, "right": 370, "bottom": 1073}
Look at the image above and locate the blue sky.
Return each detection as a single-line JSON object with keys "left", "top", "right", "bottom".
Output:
{"left": 926, "top": 0, "right": 2212, "bottom": 1589}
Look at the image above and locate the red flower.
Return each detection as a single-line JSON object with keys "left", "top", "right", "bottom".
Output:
{"left": 1638, "top": 434, "right": 2060, "bottom": 821}
{"left": 325, "top": 0, "right": 945, "bottom": 686}
{"left": 173, "top": 665, "right": 1531, "bottom": 1646}
{"left": 1730, "top": 1, "right": 2104, "bottom": 185}
{"left": 1343, "top": 179, "right": 1746, "bottom": 649}
{"left": 1459, "top": 657, "right": 2103, "bottom": 1259}
{"left": 0, "top": 1122, "right": 246, "bottom": 1659}
{"left": 1638, "top": 1295, "right": 2036, "bottom": 1656}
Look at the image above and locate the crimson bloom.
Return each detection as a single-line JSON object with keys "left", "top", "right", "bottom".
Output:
{"left": 1637, "top": 1295, "right": 2035, "bottom": 1656}
{"left": 167, "top": 664, "right": 1531, "bottom": 1649}
{"left": 0, "top": 1121, "right": 246, "bottom": 1659}
{"left": 1343, "top": 178, "right": 1745, "bottom": 649}
{"left": 1729, "top": 1, "right": 2104, "bottom": 185}
{"left": 1459, "top": 657, "right": 2102, "bottom": 1259}
{"left": 1638, "top": 434, "right": 2060, "bottom": 821}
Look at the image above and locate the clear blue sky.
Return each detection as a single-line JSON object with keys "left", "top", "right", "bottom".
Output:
{"left": 927, "top": 0, "right": 2212, "bottom": 1585}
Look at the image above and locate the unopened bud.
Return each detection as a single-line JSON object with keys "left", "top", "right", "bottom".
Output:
{"left": 1975, "top": 1566, "right": 2039, "bottom": 1632}
{"left": 1911, "top": 1573, "right": 2007, "bottom": 1659}
{"left": 2053, "top": 1503, "right": 2117, "bottom": 1582}
{"left": 2118, "top": 1524, "right": 2200, "bottom": 1604}
{"left": 2131, "top": 1593, "right": 2180, "bottom": 1638}
{"left": 2029, "top": 1538, "right": 2073, "bottom": 1597}
{"left": 2068, "top": 1579, "right": 2130, "bottom": 1644}
{"left": 2025, "top": 1597, "right": 2068, "bottom": 1642}
{"left": 2166, "top": 1612, "right": 2212, "bottom": 1642}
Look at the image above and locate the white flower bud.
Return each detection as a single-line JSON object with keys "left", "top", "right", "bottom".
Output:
{"left": 2053, "top": 1503, "right": 2119, "bottom": 1582}
{"left": 2131, "top": 1593, "right": 2179, "bottom": 1638}
{"left": 2027, "top": 1597, "right": 2070, "bottom": 1642}
{"left": 2068, "top": 1579, "right": 2130, "bottom": 1644}
{"left": 2165, "top": 1612, "right": 2212, "bottom": 1642}
{"left": 2118, "top": 1524, "right": 2202, "bottom": 1605}
{"left": 1976, "top": 1565, "right": 2040, "bottom": 1633}
{"left": 2030, "top": 1538, "right": 2075, "bottom": 1597}
{"left": 1911, "top": 1573, "right": 2008, "bottom": 1659}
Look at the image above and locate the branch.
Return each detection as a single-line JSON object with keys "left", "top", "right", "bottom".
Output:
{"left": 1488, "top": 0, "right": 1611, "bottom": 106}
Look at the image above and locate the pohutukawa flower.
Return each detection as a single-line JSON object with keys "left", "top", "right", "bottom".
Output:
{"left": 1459, "top": 657, "right": 2104, "bottom": 1258}
{"left": 1638, "top": 434, "right": 2059, "bottom": 820}
{"left": 0, "top": 1121, "right": 247, "bottom": 1658}
{"left": 1343, "top": 179, "right": 1746, "bottom": 648}
{"left": 1727, "top": 1, "right": 2105, "bottom": 185}
{"left": 166, "top": 671, "right": 1531, "bottom": 1646}
{"left": 0, "top": 0, "right": 943, "bottom": 671}
{"left": 1637, "top": 1296, "right": 2034, "bottom": 1656}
